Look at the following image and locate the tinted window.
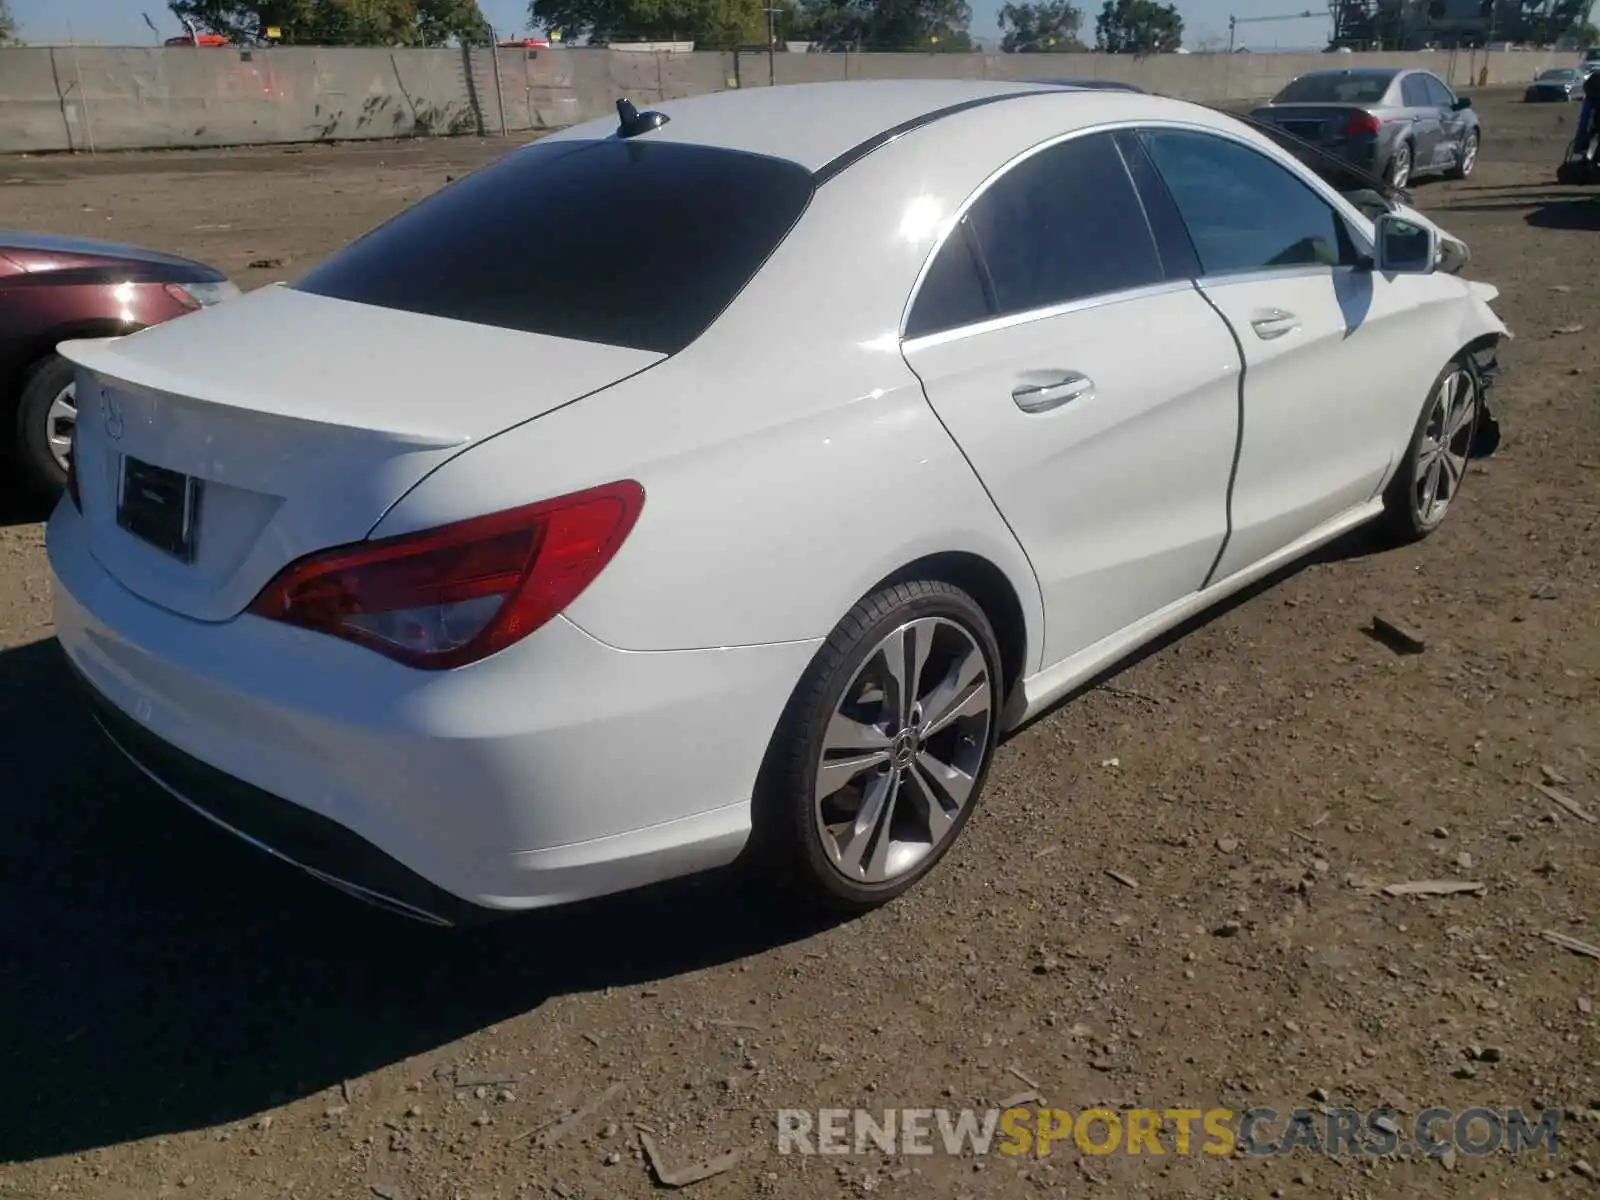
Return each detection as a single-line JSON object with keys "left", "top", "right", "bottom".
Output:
{"left": 962, "top": 132, "right": 1164, "bottom": 318}
{"left": 1423, "top": 74, "right": 1455, "bottom": 105}
{"left": 905, "top": 218, "right": 992, "bottom": 338}
{"left": 1139, "top": 129, "right": 1354, "bottom": 276}
{"left": 1114, "top": 129, "right": 1202, "bottom": 279}
{"left": 294, "top": 140, "right": 814, "bottom": 355}
{"left": 1273, "top": 72, "right": 1394, "bottom": 104}
{"left": 1244, "top": 116, "right": 1397, "bottom": 199}
{"left": 1401, "top": 74, "right": 1431, "bottom": 106}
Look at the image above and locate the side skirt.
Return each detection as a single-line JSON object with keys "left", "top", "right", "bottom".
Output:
{"left": 1006, "top": 497, "right": 1385, "bottom": 730}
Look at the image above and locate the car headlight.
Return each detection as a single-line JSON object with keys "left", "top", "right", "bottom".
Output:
{"left": 164, "top": 279, "right": 242, "bottom": 310}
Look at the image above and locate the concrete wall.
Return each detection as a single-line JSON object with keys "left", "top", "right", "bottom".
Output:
{"left": 0, "top": 43, "right": 1570, "bottom": 154}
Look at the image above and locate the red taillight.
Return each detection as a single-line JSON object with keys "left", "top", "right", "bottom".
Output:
{"left": 65, "top": 442, "right": 81, "bottom": 512}
{"left": 246, "top": 480, "right": 645, "bottom": 669}
{"left": 1347, "top": 110, "right": 1382, "bottom": 136}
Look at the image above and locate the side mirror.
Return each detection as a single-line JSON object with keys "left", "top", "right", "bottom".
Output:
{"left": 1451, "top": 95, "right": 1473, "bottom": 110}
{"left": 1374, "top": 212, "right": 1438, "bottom": 274}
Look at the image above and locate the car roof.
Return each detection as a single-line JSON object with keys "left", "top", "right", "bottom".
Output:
{"left": 1292, "top": 66, "right": 1403, "bottom": 81}
{"left": 541, "top": 79, "right": 1194, "bottom": 174}
{"left": 1026, "top": 77, "right": 1148, "bottom": 92}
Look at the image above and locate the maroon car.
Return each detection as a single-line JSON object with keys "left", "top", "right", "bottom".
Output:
{"left": 1, "top": 231, "right": 238, "bottom": 498}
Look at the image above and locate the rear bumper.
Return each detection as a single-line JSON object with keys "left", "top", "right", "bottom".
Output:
{"left": 1320, "top": 138, "right": 1386, "bottom": 177}
{"left": 77, "top": 668, "right": 484, "bottom": 925}
{"left": 48, "top": 500, "right": 820, "bottom": 918}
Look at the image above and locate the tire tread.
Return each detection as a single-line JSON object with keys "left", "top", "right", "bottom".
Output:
{"left": 749, "top": 579, "right": 999, "bottom": 913}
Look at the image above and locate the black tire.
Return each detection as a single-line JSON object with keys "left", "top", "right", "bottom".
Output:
{"left": 12, "top": 353, "right": 76, "bottom": 499}
{"left": 1386, "top": 139, "right": 1414, "bottom": 189}
{"left": 1377, "top": 356, "right": 1481, "bottom": 546}
{"left": 749, "top": 579, "right": 1003, "bottom": 912}
{"left": 1445, "top": 130, "right": 1478, "bottom": 180}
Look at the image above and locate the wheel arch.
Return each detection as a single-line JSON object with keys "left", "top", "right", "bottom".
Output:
{"left": 873, "top": 549, "right": 1033, "bottom": 702}
{"left": 2, "top": 318, "right": 142, "bottom": 411}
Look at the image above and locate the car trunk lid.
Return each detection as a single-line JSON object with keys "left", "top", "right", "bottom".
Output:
{"left": 1251, "top": 104, "right": 1374, "bottom": 144}
{"left": 59, "top": 284, "right": 663, "bottom": 623}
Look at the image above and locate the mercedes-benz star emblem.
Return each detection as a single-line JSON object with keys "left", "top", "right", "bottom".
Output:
{"left": 100, "top": 391, "right": 124, "bottom": 440}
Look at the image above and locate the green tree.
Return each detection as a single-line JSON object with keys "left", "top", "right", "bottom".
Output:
{"left": 168, "top": 0, "right": 489, "bottom": 45}
{"left": 1571, "top": 18, "right": 1600, "bottom": 44}
{"left": 1, "top": 0, "right": 19, "bottom": 40}
{"left": 792, "top": 0, "right": 973, "bottom": 50}
{"left": 417, "top": 0, "right": 492, "bottom": 42}
{"left": 531, "top": 0, "right": 766, "bottom": 45}
{"left": 998, "top": 0, "right": 1083, "bottom": 50}
{"left": 1093, "top": 0, "right": 1180, "bottom": 51}
{"left": 772, "top": 0, "right": 818, "bottom": 41}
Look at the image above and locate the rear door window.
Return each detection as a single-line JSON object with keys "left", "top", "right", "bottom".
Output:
{"left": 1401, "top": 74, "right": 1431, "bottom": 107}
{"left": 905, "top": 219, "right": 992, "bottom": 338}
{"left": 905, "top": 131, "right": 1165, "bottom": 336}
{"left": 1422, "top": 74, "right": 1455, "bottom": 107}
{"left": 294, "top": 140, "right": 815, "bottom": 355}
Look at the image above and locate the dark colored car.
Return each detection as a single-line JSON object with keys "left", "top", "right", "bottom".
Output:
{"left": 0, "top": 231, "right": 238, "bottom": 498}
{"left": 1027, "top": 77, "right": 1148, "bottom": 93}
{"left": 1249, "top": 67, "right": 1479, "bottom": 188}
{"left": 1525, "top": 67, "right": 1587, "bottom": 102}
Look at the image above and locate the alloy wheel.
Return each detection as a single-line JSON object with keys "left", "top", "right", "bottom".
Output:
{"left": 812, "top": 616, "right": 993, "bottom": 885}
{"left": 1389, "top": 143, "right": 1412, "bottom": 189}
{"left": 45, "top": 381, "right": 77, "bottom": 476}
{"left": 1414, "top": 367, "right": 1476, "bottom": 527}
{"left": 1459, "top": 133, "right": 1478, "bottom": 176}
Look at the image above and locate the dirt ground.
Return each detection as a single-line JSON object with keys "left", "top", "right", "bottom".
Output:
{"left": 0, "top": 88, "right": 1597, "bottom": 1200}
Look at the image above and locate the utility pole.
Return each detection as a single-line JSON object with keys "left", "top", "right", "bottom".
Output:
{"left": 487, "top": 25, "right": 509, "bottom": 136}
{"left": 765, "top": 4, "right": 781, "bottom": 85}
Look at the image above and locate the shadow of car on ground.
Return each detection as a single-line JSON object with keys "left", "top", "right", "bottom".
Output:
{"left": 0, "top": 633, "right": 839, "bottom": 1163}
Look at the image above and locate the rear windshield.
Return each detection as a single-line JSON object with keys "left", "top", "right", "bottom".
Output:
{"left": 1538, "top": 68, "right": 1577, "bottom": 80}
{"left": 294, "top": 139, "right": 815, "bottom": 355}
{"left": 1273, "top": 73, "right": 1393, "bottom": 104}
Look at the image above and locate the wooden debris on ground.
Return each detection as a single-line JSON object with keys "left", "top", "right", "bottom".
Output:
{"left": 1534, "top": 782, "right": 1596, "bottom": 824}
{"left": 638, "top": 1133, "right": 742, "bottom": 1188}
{"left": 513, "top": 1081, "right": 626, "bottom": 1146}
{"left": 1007, "top": 1065, "right": 1042, "bottom": 1090}
{"left": 1382, "top": 880, "right": 1486, "bottom": 897}
{"left": 1542, "top": 931, "right": 1600, "bottom": 961}
{"left": 999, "top": 1089, "right": 1044, "bottom": 1108}
{"left": 1370, "top": 615, "right": 1426, "bottom": 655}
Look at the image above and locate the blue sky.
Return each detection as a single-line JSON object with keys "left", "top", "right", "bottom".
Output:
{"left": 9, "top": 0, "right": 1334, "bottom": 54}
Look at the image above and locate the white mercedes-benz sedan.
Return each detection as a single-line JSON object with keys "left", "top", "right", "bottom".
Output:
{"left": 48, "top": 80, "right": 1507, "bottom": 925}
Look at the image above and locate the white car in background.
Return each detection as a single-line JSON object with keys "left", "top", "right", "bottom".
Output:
{"left": 48, "top": 80, "right": 1506, "bottom": 926}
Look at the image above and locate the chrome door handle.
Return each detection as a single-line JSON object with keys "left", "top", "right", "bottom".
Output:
{"left": 1250, "top": 309, "right": 1300, "bottom": 340}
{"left": 1011, "top": 373, "right": 1094, "bottom": 413}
